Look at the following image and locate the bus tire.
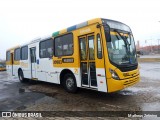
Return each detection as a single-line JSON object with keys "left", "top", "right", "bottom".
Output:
{"left": 18, "top": 70, "right": 26, "bottom": 83}
{"left": 63, "top": 73, "right": 78, "bottom": 93}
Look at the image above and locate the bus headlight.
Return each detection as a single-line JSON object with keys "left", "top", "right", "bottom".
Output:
{"left": 109, "top": 68, "right": 120, "bottom": 80}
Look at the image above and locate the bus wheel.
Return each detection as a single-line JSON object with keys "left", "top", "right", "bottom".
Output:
{"left": 18, "top": 70, "right": 25, "bottom": 83}
{"left": 63, "top": 74, "right": 78, "bottom": 93}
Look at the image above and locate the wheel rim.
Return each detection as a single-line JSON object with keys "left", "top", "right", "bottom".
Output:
{"left": 66, "top": 77, "right": 74, "bottom": 89}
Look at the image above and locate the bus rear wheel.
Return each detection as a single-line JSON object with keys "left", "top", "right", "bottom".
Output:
{"left": 63, "top": 74, "right": 78, "bottom": 93}
{"left": 18, "top": 70, "right": 26, "bottom": 83}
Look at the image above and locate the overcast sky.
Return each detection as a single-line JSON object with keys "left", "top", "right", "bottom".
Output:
{"left": 0, "top": 0, "right": 160, "bottom": 59}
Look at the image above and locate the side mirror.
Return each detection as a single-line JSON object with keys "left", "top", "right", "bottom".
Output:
{"left": 104, "top": 25, "right": 111, "bottom": 42}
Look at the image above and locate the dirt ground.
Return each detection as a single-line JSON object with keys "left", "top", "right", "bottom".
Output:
{"left": 0, "top": 62, "right": 160, "bottom": 120}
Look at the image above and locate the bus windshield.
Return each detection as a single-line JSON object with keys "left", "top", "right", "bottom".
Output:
{"left": 107, "top": 31, "right": 137, "bottom": 65}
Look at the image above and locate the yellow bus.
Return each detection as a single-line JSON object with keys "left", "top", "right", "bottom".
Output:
{"left": 6, "top": 18, "right": 140, "bottom": 93}
{"left": 0, "top": 62, "right": 6, "bottom": 71}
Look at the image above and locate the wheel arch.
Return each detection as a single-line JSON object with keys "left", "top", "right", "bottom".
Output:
{"left": 60, "top": 69, "right": 75, "bottom": 85}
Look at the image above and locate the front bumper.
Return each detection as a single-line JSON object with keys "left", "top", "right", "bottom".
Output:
{"left": 107, "top": 74, "right": 140, "bottom": 93}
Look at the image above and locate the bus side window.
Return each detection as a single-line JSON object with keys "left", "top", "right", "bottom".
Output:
{"left": 40, "top": 39, "right": 53, "bottom": 58}
{"left": 97, "top": 34, "right": 102, "bottom": 59}
{"left": 54, "top": 33, "right": 73, "bottom": 57}
{"left": 14, "top": 48, "right": 20, "bottom": 61}
{"left": 6, "top": 51, "right": 11, "bottom": 61}
{"left": 21, "top": 46, "right": 28, "bottom": 60}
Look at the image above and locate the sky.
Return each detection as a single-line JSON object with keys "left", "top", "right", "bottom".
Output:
{"left": 0, "top": 0, "right": 160, "bottom": 59}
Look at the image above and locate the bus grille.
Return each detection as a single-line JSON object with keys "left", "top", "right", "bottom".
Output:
{"left": 123, "top": 77, "right": 139, "bottom": 86}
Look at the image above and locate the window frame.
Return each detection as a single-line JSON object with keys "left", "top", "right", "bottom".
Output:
{"left": 88, "top": 35, "right": 95, "bottom": 60}
{"left": 79, "top": 37, "right": 87, "bottom": 60}
{"left": 39, "top": 38, "right": 53, "bottom": 58}
{"left": 14, "top": 48, "right": 21, "bottom": 61}
{"left": 54, "top": 33, "right": 74, "bottom": 57}
{"left": 97, "top": 33, "right": 103, "bottom": 59}
{"left": 21, "top": 46, "right": 28, "bottom": 60}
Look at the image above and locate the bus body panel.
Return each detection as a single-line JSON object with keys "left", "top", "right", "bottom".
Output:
{"left": 52, "top": 23, "right": 108, "bottom": 92}
{"left": 37, "top": 58, "right": 48, "bottom": 82}
{"left": 6, "top": 18, "right": 140, "bottom": 93}
{"left": 37, "top": 58, "right": 58, "bottom": 83}
{"left": 21, "top": 59, "right": 30, "bottom": 79}
{"left": 96, "top": 68, "right": 107, "bottom": 92}
{"left": 13, "top": 65, "right": 20, "bottom": 77}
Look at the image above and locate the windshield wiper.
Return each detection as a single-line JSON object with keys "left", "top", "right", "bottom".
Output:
{"left": 114, "top": 29, "right": 131, "bottom": 60}
{"left": 114, "top": 30, "right": 130, "bottom": 46}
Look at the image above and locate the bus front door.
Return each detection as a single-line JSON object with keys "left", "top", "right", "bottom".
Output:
{"left": 79, "top": 34, "right": 97, "bottom": 88}
{"left": 30, "top": 47, "right": 36, "bottom": 78}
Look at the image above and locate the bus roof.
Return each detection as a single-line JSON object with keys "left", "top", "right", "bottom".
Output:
{"left": 7, "top": 18, "right": 130, "bottom": 50}
{"left": 16, "top": 35, "right": 52, "bottom": 48}
{"left": 29, "top": 35, "right": 52, "bottom": 44}
{"left": 52, "top": 18, "right": 102, "bottom": 37}
{"left": 51, "top": 18, "right": 132, "bottom": 37}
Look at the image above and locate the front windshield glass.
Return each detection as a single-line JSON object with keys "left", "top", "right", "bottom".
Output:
{"left": 107, "top": 31, "right": 137, "bottom": 65}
